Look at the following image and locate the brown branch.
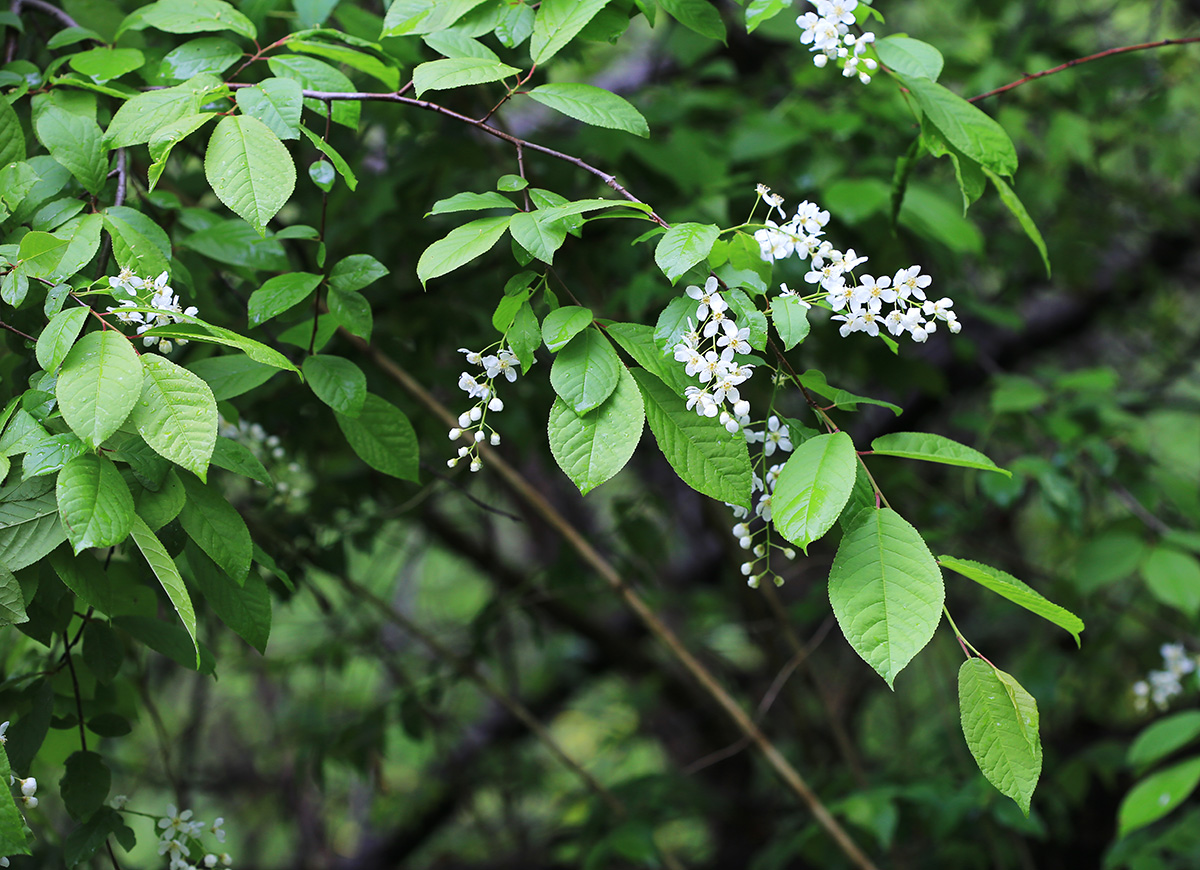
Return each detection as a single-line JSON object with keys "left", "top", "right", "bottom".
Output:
{"left": 968, "top": 37, "right": 1200, "bottom": 103}
{"left": 343, "top": 331, "right": 880, "bottom": 870}
{"left": 0, "top": 319, "right": 35, "bottom": 342}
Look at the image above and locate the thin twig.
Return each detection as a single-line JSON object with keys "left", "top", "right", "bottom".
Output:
{"left": 114, "top": 148, "right": 128, "bottom": 207}
{"left": 10, "top": 0, "right": 75, "bottom": 26}
{"left": 62, "top": 630, "right": 88, "bottom": 753}
{"left": 0, "top": 320, "right": 35, "bottom": 342}
{"left": 969, "top": 36, "right": 1200, "bottom": 102}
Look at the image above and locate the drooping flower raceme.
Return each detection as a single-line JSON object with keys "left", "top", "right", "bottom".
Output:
{"left": 106, "top": 269, "right": 200, "bottom": 354}
{"left": 449, "top": 345, "right": 525, "bottom": 472}
{"left": 796, "top": 0, "right": 879, "bottom": 83}
{"left": 154, "top": 803, "right": 234, "bottom": 870}
{"left": 730, "top": 416, "right": 798, "bottom": 588}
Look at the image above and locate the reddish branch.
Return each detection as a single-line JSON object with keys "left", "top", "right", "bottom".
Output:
{"left": 969, "top": 36, "right": 1200, "bottom": 103}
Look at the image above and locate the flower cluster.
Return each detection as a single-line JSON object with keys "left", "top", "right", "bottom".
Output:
{"left": 449, "top": 346, "right": 523, "bottom": 471}
{"left": 8, "top": 774, "right": 36, "bottom": 809}
{"left": 107, "top": 269, "right": 199, "bottom": 354}
{"left": 727, "top": 416, "right": 798, "bottom": 588}
{"left": 219, "top": 416, "right": 310, "bottom": 508}
{"left": 797, "top": 0, "right": 878, "bottom": 83}
{"left": 157, "top": 804, "right": 231, "bottom": 870}
{"left": 671, "top": 277, "right": 756, "bottom": 433}
{"left": 1132, "top": 643, "right": 1199, "bottom": 713}
{"left": 753, "top": 185, "right": 959, "bottom": 342}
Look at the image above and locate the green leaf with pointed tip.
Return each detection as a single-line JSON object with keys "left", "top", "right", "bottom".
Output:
{"left": 1141, "top": 546, "right": 1200, "bottom": 618}
{"left": 68, "top": 47, "right": 145, "bottom": 83}
{"left": 772, "top": 432, "right": 857, "bottom": 553}
{"left": 131, "top": 0, "right": 256, "bottom": 40}
{"left": 427, "top": 190, "right": 518, "bottom": 216}
{"left": 132, "top": 468, "right": 186, "bottom": 531}
{"left": 334, "top": 393, "right": 419, "bottom": 482}
{"left": 939, "top": 556, "right": 1084, "bottom": 644}
{"left": 655, "top": 222, "right": 720, "bottom": 284}
{"left": 959, "top": 658, "right": 1043, "bottom": 816}
{"left": 982, "top": 167, "right": 1051, "bottom": 278}
{"left": 179, "top": 474, "right": 251, "bottom": 585}
{"left": 0, "top": 563, "right": 27, "bottom": 624}
{"left": 49, "top": 214, "right": 103, "bottom": 280}
{"left": 382, "top": 0, "right": 491, "bottom": 36}
{"left": 875, "top": 36, "right": 943, "bottom": 81}
{"left": 424, "top": 31, "right": 499, "bottom": 60}
{"left": 526, "top": 83, "right": 649, "bottom": 137}
{"left": 303, "top": 354, "right": 366, "bottom": 417}
{"left": 17, "top": 231, "right": 67, "bottom": 279}
{"left": 0, "top": 488, "right": 65, "bottom": 571}
{"left": 605, "top": 322, "right": 693, "bottom": 397}
{"left": 104, "top": 74, "right": 224, "bottom": 148}
{"left": 829, "top": 507, "right": 943, "bottom": 687}
{"left": 548, "top": 364, "right": 644, "bottom": 495}
{"left": 35, "top": 108, "right": 107, "bottom": 195}
{"left": 0, "top": 95, "right": 25, "bottom": 167}
{"left": 659, "top": 0, "right": 726, "bottom": 41}
{"left": 1128, "top": 712, "right": 1200, "bottom": 773}
{"left": 56, "top": 330, "right": 142, "bottom": 449}
{"left": 247, "top": 272, "right": 322, "bottom": 326}
{"left": 329, "top": 255, "right": 387, "bottom": 293}
{"left": 186, "top": 544, "right": 271, "bottom": 654}
{"left": 1119, "top": 756, "right": 1200, "bottom": 838}
{"left": 901, "top": 76, "right": 1017, "bottom": 177}
{"left": 140, "top": 320, "right": 300, "bottom": 374}
{"left": 104, "top": 206, "right": 171, "bottom": 277}
{"left": 56, "top": 453, "right": 135, "bottom": 553}
{"left": 147, "top": 113, "right": 218, "bottom": 190}
{"left": 236, "top": 78, "right": 303, "bottom": 140}
{"left": 412, "top": 57, "right": 521, "bottom": 97}
{"left": 542, "top": 306, "right": 593, "bottom": 352}
{"left": 770, "top": 295, "right": 810, "bottom": 350}
{"left": 210, "top": 437, "right": 271, "bottom": 485}
{"left": 631, "top": 368, "right": 751, "bottom": 508}
{"left": 36, "top": 306, "right": 89, "bottom": 372}
{"left": 550, "top": 328, "right": 621, "bottom": 415}
{"left": 266, "top": 55, "right": 359, "bottom": 130}
{"left": 870, "top": 431, "right": 1010, "bottom": 476}
{"left": 799, "top": 369, "right": 902, "bottom": 416}
{"left": 162, "top": 36, "right": 242, "bottom": 79}
{"left": 298, "top": 125, "right": 357, "bottom": 190}
{"left": 188, "top": 355, "right": 279, "bottom": 401}
{"left": 129, "top": 355, "right": 218, "bottom": 481}
{"left": 745, "top": 0, "right": 789, "bottom": 32}
{"left": 530, "top": 0, "right": 612, "bottom": 64}
{"left": 128, "top": 514, "right": 199, "bottom": 666}
{"left": 416, "top": 215, "right": 511, "bottom": 285}
{"left": 509, "top": 211, "right": 567, "bottom": 264}
{"left": 286, "top": 37, "right": 399, "bottom": 89}
{"left": 205, "top": 114, "right": 296, "bottom": 235}
{"left": 60, "top": 750, "right": 111, "bottom": 822}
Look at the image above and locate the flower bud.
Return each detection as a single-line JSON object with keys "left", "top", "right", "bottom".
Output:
{"left": 458, "top": 446, "right": 470, "bottom": 457}
{"left": 740, "top": 562, "right": 753, "bottom": 576}
{"left": 488, "top": 396, "right": 504, "bottom": 412}
{"left": 474, "top": 430, "right": 485, "bottom": 442}
{"left": 448, "top": 428, "right": 462, "bottom": 440}
{"left": 469, "top": 406, "right": 482, "bottom": 422}
{"left": 753, "top": 544, "right": 765, "bottom": 558}
{"left": 783, "top": 548, "right": 796, "bottom": 560}
{"left": 469, "top": 459, "right": 482, "bottom": 472}
{"left": 725, "top": 418, "right": 740, "bottom": 434}
{"left": 490, "top": 432, "right": 501, "bottom": 446}
{"left": 458, "top": 412, "right": 472, "bottom": 428}
{"left": 732, "top": 523, "right": 749, "bottom": 537}
{"left": 739, "top": 536, "right": 752, "bottom": 550}
{"left": 733, "top": 400, "right": 750, "bottom": 417}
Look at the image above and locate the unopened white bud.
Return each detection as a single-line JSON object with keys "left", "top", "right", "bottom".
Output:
{"left": 474, "top": 430, "right": 485, "bottom": 442}
{"left": 20, "top": 778, "right": 35, "bottom": 796}
{"left": 733, "top": 400, "right": 750, "bottom": 417}
{"left": 740, "top": 562, "right": 754, "bottom": 576}
{"left": 447, "top": 458, "right": 458, "bottom": 468}
{"left": 732, "top": 523, "right": 749, "bottom": 537}
{"left": 22, "top": 795, "right": 36, "bottom": 809}
{"left": 449, "top": 428, "right": 462, "bottom": 440}
{"left": 738, "top": 536, "right": 752, "bottom": 550}
{"left": 747, "top": 575, "right": 760, "bottom": 589}
{"left": 458, "top": 412, "right": 472, "bottom": 428}
{"left": 489, "top": 432, "right": 501, "bottom": 446}
{"left": 725, "top": 418, "right": 740, "bottom": 434}
{"left": 458, "top": 446, "right": 470, "bottom": 457}
{"left": 469, "top": 459, "right": 482, "bottom": 472}
{"left": 783, "top": 548, "right": 796, "bottom": 560}
{"left": 488, "top": 396, "right": 504, "bottom": 412}
{"left": 813, "top": 53, "right": 829, "bottom": 68}
{"left": 469, "top": 406, "right": 482, "bottom": 422}
{"left": 753, "top": 544, "right": 765, "bottom": 558}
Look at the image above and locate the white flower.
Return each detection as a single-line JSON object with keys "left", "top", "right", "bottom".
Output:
{"left": 922, "top": 297, "right": 955, "bottom": 321}
{"left": 793, "top": 200, "right": 831, "bottom": 235}
{"left": 458, "top": 347, "right": 484, "bottom": 365}
{"left": 158, "top": 805, "right": 195, "bottom": 839}
{"left": 855, "top": 274, "right": 894, "bottom": 312}
{"left": 755, "top": 493, "right": 773, "bottom": 522}
{"left": 210, "top": 818, "right": 226, "bottom": 843}
{"left": 0, "top": 721, "right": 7, "bottom": 744}
{"left": 893, "top": 265, "right": 932, "bottom": 302}
{"left": 833, "top": 248, "right": 868, "bottom": 274}
{"left": 763, "top": 416, "right": 792, "bottom": 456}
{"left": 815, "top": 0, "right": 858, "bottom": 26}
{"left": 716, "top": 320, "right": 751, "bottom": 355}
{"left": 19, "top": 778, "right": 35, "bottom": 798}
{"left": 686, "top": 276, "right": 725, "bottom": 322}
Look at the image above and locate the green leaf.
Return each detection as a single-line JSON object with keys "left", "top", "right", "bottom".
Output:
{"left": 56, "top": 454, "right": 135, "bottom": 553}
{"left": 36, "top": 306, "right": 90, "bottom": 372}
{"left": 508, "top": 301, "right": 540, "bottom": 373}
{"left": 655, "top": 222, "right": 720, "bottom": 284}
{"left": 49, "top": 214, "right": 104, "bottom": 280}
{"left": 958, "top": 658, "right": 1043, "bottom": 816}
{"left": 147, "top": 113, "right": 218, "bottom": 190}
{"left": 236, "top": 78, "right": 303, "bottom": 140}
{"left": 659, "top": 0, "right": 726, "bottom": 41}
{"left": 60, "top": 750, "right": 111, "bottom": 822}
{"left": 530, "top": 0, "right": 612, "bottom": 64}
{"left": 0, "top": 94, "right": 26, "bottom": 167}
{"left": 770, "top": 295, "right": 810, "bottom": 350}
{"left": 0, "top": 563, "right": 27, "bottom": 624}
{"left": 162, "top": 36, "right": 242, "bottom": 79}
{"left": 1128, "top": 712, "right": 1200, "bottom": 773}
{"left": 0, "top": 488, "right": 65, "bottom": 571}
{"left": 55, "top": 330, "right": 142, "bottom": 449}
{"left": 901, "top": 76, "right": 1017, "bottom": 177}
{"left": 0, "top": 742, "right": 28, "bottom": 855}
{"left": 550, "top": 328, "right": 621, "bottom": 415}
{"left": 605, "top": 321, "right": 692, "bottom": 397}
{"left": 497, "top": 174, "right": 528, "bottom": 192}
{"left": 130, "top": 354, "right": 219, "bottom": 481}
{"left": 130, "top": 0, "right": 256, "bottom": 40}
{"left": 525, "top": 83, "right": 648, "bottom": 137}
{"left": 112, "top": 614, "right": 212, "bottom": 673}
{"left": 427, "top": 190, "right": 518, "bottom": 216}
{"left": 723, "top": 287, "right": 767, "bottom": 351}
{"left": 939, "top": 556, "right": 1084, "bottom": 645}
{"left": 875, "top": 36, "right": 943, "bottom": 81}
{"left": 542, "top": 306, "right": 593, "bottom": 352}
{"left": 334, "top": 393, "right": 419, "bottom": 482}
{"left": 210, "top": 437, "right": 272, "bottom": 485}
{"left": 266, "top": 55, "right": 359, "bottom": 130}
{"left": 416, "top": 215, "right": 512, "bottom": 286}
{"left": 286, "top": 36, "right": 399, "bottom": 90}
{"left": 412, "top": 57, "right": 521, "bottom": 97}
{"left": 828, "top": 507, "right": 943, "bottom": 687}
{"left": 17, "top": 231, "right": 67, "bottom": 279}
{"left": 186, "top": 544, "right": 271, "bottom": 653}
{"left": 382, "top": 0, "right": 491, "bottom": 36}
{"left": 248, "top": 272, "right": 322, "bottom": 326}
{"left": 64, "top": 807, "right": 135, "bottom": 868}
{"left": 327, "top": 288, "right": 372, "bottom": 340}
{"left": 982, "top": 167, "right": 1051, "bottom": 278}
{"left": 68, "top": 47, "right": 145, "bottom": 83}
{"left": 799, "top": 370, "right": 902, "bottom": 416}
{"left": 298, "top": 125, "right": 358, "bottom": 190}
{"left": 104, "top": 74, "right": 224, "bottom": 148}
{"left": 81, "top": 621, "right": 123, "bottom": 683}
{"left": 293, "top": 0, "right": 339, "bottom": 27}
{"left": 772, "top": 432, "right": 857, "bottom": 554}
{"left": 509, "top": 211, "right": 566, "bottom": 264}
{"left": 188, "top": 355, "right": 279, "bottom": 400}
{"left": 631, "top": 368, "right": 751, "bottom": 508}
{"left": 303, "top": 354, "right": 367, "bottom": 417}
{"left": 495, "top": 1, "right": 535, "bottom": 47}
{"left": 745, "top": 0, "right": 788, "bottom": 32}
{"left": 144, "top": 321, "right": 300, "bottom": 375}
{"left": 35, "top": 108, "right": 107, "bottom": 195}
{"left": 179, "top": 474, "right": 251, "bottom": 585}
{"left": 104, "top": 205, "right": 172, "bottom": 277}
{"left": 132, "top": 468, "right": 186, "bottom": 530}
{"left": 329, "top": 254, "right": 388, "bottom": 293}
{"left": 424, "top": 31, "right": 500, "bottom": 61}
{"left": 870, "top": 431, "right": 1010, "bottom": 476}
{"left": 205, "top": 114, "right": 296, "bottom": 235}
{"left": 1141, "top": 546, "right": 1200, "bottom": 618}
{"left": 548, "top": 364, "right": 644, "bottom": 495}
{"left": 181, "top": 219, "right": 289, "bottom": 270}
{"left": 47, "top": 26, "right": 103, "bottom": 49}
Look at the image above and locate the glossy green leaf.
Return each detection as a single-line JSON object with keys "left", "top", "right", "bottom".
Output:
{"left": 334, "top": 393, "right": 419, "bottom": 482}
{"left": 0, "top": 485, "right": 65, "bottom": 571}
{"left": 631, "top": 367, "right": 751, "bottom": 508}
{"left": 530, "top": 0, "right": 612, "bottom": 64}
{"left": 870, "top": 431, "right": 1010, "bottom": 476}
{"left": 550, "top": 328, "right": 622, "bottom": 415}
{"left": 286, "top": 37, "right": 399, "bottom": 90}
{"left": 162, "top": 36, "right": 242, "bottom": 79}
{"left": 128, "top": 514, "right": 200, "bottom": 665}
{"left": 178, "top": 474, "right": 251, "bottom": 585}
{"left": 210, "top": 437, "right": 272, "bottom": 485}
{"left": 56, "top": 453, "right": 135, "bottom": 553}
{"left": 548, "top": 364, "right": 644, "bottom": 495}
{"left": 147, "top": 113, "right": 218, "bottom": 190}
{"left": 659, "top": 0, "right": 726, "bottom": 41}
{"left": 542, "top": 306, "right": 593, "bottom": 352}
{"left": 427, "top": 190, "right": 517, "bottom": 216}
{"left": 1141, "top": 546, "right": 1200, "bottom": 618}
{"left": 298, "top": 126, "right": 357, "bottom": 190}
{"left": 129, "top": 354, "right": 219, "bottom": 481}
{"left": 104, "top": 74, "right": 224, "bottom": 148}
{"left": 901, "top": 76, "right": 1017, "bottom": 177}
{"left": 303, "top": 354, "right": 366, "bottom": 417}
{"left": 772, "top": 432, "right": 857, "bottom": 553}
{"left": 508, "top": 301, "right": 540, "bottom": 373}
{"left": 60, "top": 750, "right": 111, "bottom": 822}
{"left": 655, "top": 222, "right": 720, "bottom": 284}
{"left": 412, "top": 57, "right": 521, "bottom": 97}
{"left": 35, "top": 108, "right": 107, "bottom": 195}
{"left": 382, "top": 0, "right": 491, "bottom": 36}
{"left": 205, "top": 114, "right": 296, "bottom": 234}
{"left": 236, "top": 78, "right": 303, "bottom": 140}
{"left": 829, "top": 507, "right": 944, "bottom": 687}
{"left": 188, "top": 355, "right": 279, "bottom": 401}
{"left": 104, "top": 205, "right": 172, "bottom": 276}
{"left": 248, "top": 272, "right": 322, "bottom": 326}
{"left": 329, "top": 254, "right": 387, "bottom": 293}
{"left": 17, "top": 231, "right": 67, "bottom": 279}
{"left": 186, "top": 544, "right": 271, "bottom": 654}
{"left": 266, "top": 55, "right": 359, "bottom": 130}
{"left": 799, "top": 370, "right": 902, "bottom": 416}
{"left": 526, "top": 83, "right": 648, "bottom": 137}
{"left": 22, "top": 433, "right": 86, "bottom": 479}
{"left": 939, "top": 556, "right": 1084, "bottom": 644}
{"left": 983, "top": 167, "right": 1052, "bottom": 278}
{"left": 0, "top": 94, "right": 25, "bottom": 167}
{"left": 745, "top": 0, "right": 789, "bottom": 32}
{"left": 959, "top": 658, "right": 1043, "bottom": 816}
{"left": 770, "top": 295, "right": 811, "bottom": 350}
{"left": 68, "top": 47, "right": 145, "bottom": 83}
{"left": 605, "top": 321, "right": 693, "bottom": 397}
{"left": 495, "top": 2, "right": 535, "bottom": 47}
{"left": 875, "top": 36, "right": 943, "bottom": 81}
{"left": 55, "top": 330, "right": 142, "bottom": 449}
{"left": 0, "top": 563, "right": 27, "bottom": 624}
{"left": 424, "top": 31, "right": 500, "bottom": 60}
{"left": 132, "top": 468, "right": 186, "bottom": 530}
{"left": 509, "top": 211, "right": 567, "bottom": 264}
{"left": 417, "top": 215, "right": 511, "bottom": 286}
{"left": 112, "top": 614, "right": 212, "bottom": 673}
{"left": 35, "top": 306, "right": 90, "bottom": 372}
{"left": 130, "top": 0, "right": 256, "bottom": 40}
{"left": 327, "top": 288, "right": 372, "bottom": 340}
{"left": 49, "top": 214, "right": 103, "bottom": 280}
